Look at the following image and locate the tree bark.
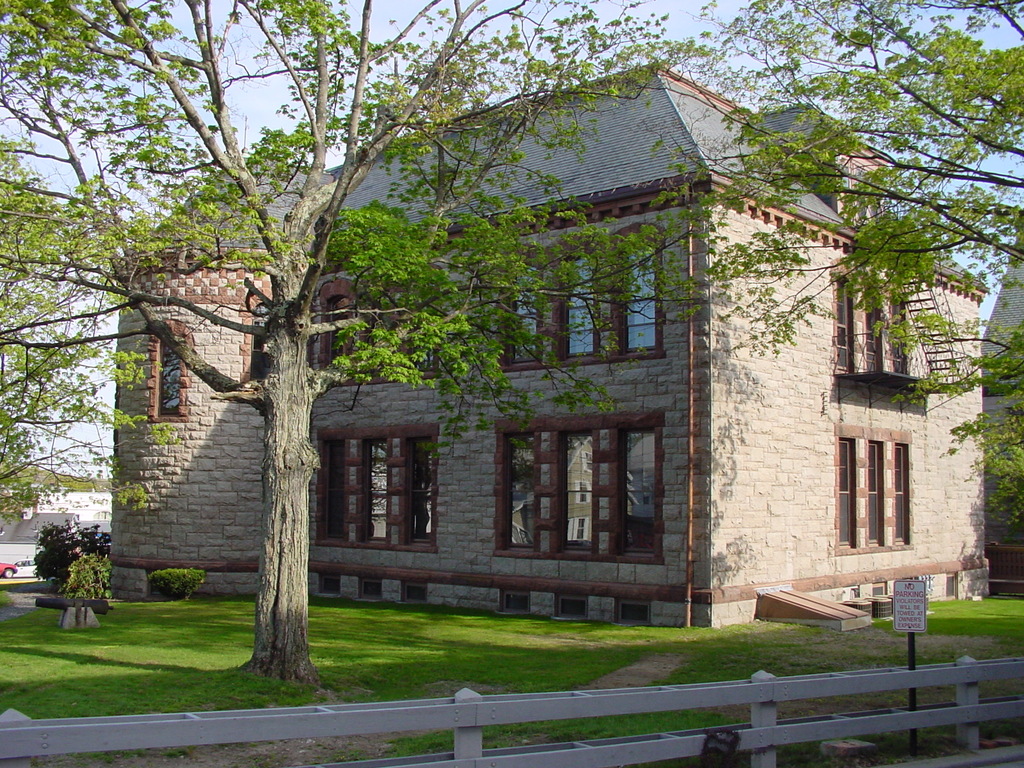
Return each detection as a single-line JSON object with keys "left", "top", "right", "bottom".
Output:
{"left": 243, "top": 325, "right": 321, "bottom": 685}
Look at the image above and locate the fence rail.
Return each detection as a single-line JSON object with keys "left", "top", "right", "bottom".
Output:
{"left": 2, "top": 656, "right": 1023, "bottom": 768}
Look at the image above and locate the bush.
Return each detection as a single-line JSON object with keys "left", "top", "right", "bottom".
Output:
{"left": 35, "top": 521, "right": 111, "bottom": 585}
{"left": 61, "top": 554, "right": 112, "bottom": 599}
{"left": 149, "top": 568, "right": 206, "bottom": 599}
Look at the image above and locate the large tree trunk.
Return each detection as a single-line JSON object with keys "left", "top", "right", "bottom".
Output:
{"left": 243, "top": 328, "right": 321, "bottom": 685}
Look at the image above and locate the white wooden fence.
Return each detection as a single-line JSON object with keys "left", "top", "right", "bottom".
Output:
{"left": 2, "top": 656, "right": 1023, "bottom": 768}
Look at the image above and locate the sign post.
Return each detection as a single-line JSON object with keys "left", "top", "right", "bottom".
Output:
{"left": 893, "top": 579, "right": 928, "bottom": 756}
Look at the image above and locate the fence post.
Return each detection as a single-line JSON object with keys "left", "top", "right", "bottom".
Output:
{"left": 750, "top": 670, "right": 777, "bottom": 768}
{"left": 955, "top": 656, "right": 980, "bottom": 750}
{"left": 452, "top": 688, "right": 483, "bottom": 766}
{"left": 0, "top": 709, "right": 31, "bottom": 768}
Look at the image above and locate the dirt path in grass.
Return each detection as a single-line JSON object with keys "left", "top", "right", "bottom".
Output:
{"left": 30, "top": 654, "right": 684, "bottom": 768}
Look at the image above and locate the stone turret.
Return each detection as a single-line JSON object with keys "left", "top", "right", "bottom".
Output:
{"left": 111, "top": 268, "right": 269, "bottom": 599}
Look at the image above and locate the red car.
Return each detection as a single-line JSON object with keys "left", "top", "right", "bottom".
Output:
{"left": 0, "top": 562, "right": 18, "bottom": 579}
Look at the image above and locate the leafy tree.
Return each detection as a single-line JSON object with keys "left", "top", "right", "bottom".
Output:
{"left": 0, "top": 163, "right": 114, "bottom": 516}
{"left": 691, "top": 0, "right": 1023, "bottom": 521}
{"left": 62, "top": 553, "right": 113, "bottom": 599}
{"left": 0, "top": 0, "right": 685, "bottom": 682}
{"left": 34, "top": 520, "right": 112, "bottom": 585}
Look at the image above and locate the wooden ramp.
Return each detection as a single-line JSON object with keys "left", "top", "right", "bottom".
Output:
{"left": 756, "top": 589, "right": 872, "bottom": 631}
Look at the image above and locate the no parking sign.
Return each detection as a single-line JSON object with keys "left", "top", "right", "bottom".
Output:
{"left": 893, "top": 578, "right": 928, "bottom": 632}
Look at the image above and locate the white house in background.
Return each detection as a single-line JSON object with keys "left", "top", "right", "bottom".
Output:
{"left": 0, "top": 489, "right": 112, "bottom": 563}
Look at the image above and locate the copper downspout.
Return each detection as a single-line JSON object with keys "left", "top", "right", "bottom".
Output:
{"left": 685, "top": 232, "right": 697, "bottom": 627}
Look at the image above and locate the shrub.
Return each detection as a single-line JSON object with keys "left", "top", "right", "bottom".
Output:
{"left": 35, "top": 521, "right": 112, "bottom": 585}
{"left": 149, "top": 568, "right": 206, "bottom": 599}
{"left": 61, "top": 554, "right": 112, "bottom": 599}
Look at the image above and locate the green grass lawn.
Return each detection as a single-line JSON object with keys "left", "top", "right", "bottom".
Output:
{"left": 1, "top": 588, "right": 1022, "bottom": 766}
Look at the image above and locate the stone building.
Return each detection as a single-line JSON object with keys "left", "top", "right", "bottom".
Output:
{"left": 111, "top": 73, "right": 987, "bottom": 626}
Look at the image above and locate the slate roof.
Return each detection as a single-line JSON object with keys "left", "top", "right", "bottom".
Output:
{"left": 984, "top": 262, "right": 1024, "bottom": 357}
{"left": 339, "top": 72, "right": 843, "bottom": 225}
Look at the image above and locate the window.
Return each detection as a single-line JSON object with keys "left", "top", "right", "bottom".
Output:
{"left": 833, "top": 283, "right": 910, "bottom": 378}
{"left": 502, "top": 591, "right": 530, "bottom": 613}
{"left": 557, "top": 596, "right": 588, "bottom": 619}
{"left": 248, "top": 300, "right": 271, "bottom": 381}
{"left": 158, "top": 342, "right": 183, "bottom": 416}
{"left": 836, "top": 434, "right": 911, "bottom": 549}
{"left": 360, "top": 579, "right": 383, "bottom": 599}
{"left": 320, "top": 575, "right": 341, "bottom": 594}
{"left": 894, "top": 443, "right": 910, "bottom": 544}
{"left": 319, "top": 428, "right": 437, "bottom": 545}
{"left": 623, "top": 265, "right": 656, "bottom": 351}
{"left": 617, "top": 601, "right": 651, "bottom": 625}
{"left": 835, "top": 286, "right": 855, "bottom": 373}
{"left": 565, "top": 293, "right": 599, "bottom": 356}
{"left": 564, "top": 433, "right": 594, "bottom": 548}
{"left": 403, "top": 583, "right": 428, "bottom": 602}
{"left": 838, "top": 438, "right": 857, "bottom": 546}
{"left": 623, "top": 430, "right": 656, "bottom": 552}
{"left": 149, "top": 329, "right": 189, "bottom": 420}
{"left": 409, "top": 439, "right": 435, "bottom": 541}
{"left": 509, "top": 297, "right": 542, "bottom": 364}
{"left": 499, "top": 416, "right": 662, "bottom": 557}
{"left": 506, "top": 435, "right": 535, "bottom": 546}
{"left": 366, "top": 439, "right": 388, "bottom": 540}
{"left": 867, "top": 441, "right": 884, "bottom": 545}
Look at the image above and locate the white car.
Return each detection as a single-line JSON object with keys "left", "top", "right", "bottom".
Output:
{"left": 14, "top": 560, "right": 36, "bottom": 579}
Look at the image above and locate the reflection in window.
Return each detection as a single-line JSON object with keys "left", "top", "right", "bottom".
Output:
{"left": 508, "top": 435, "right": 535, "bottom": 546}
{"left": 367, "top": 439, "right": 388, "bottom": 539}
{"left": 509, "top": 298, "right": 540, "bottom": 363}
{"left": 566, "top": 298, "right": 597, "bottom": 356}
{"left": 159, "top": 343, "right": 182, "bottom": 416}
{"left": 564, "top": 434, "right": 593, "bottom": 547}
{"left": 625, "top": 266, "right": 656, "bottom": 351}
{"left": 623, "top": 431, "right": 655, "bottom": 552}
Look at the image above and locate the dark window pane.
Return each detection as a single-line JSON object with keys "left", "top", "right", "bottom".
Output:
{"left": 558, "top": 596, "right": 588, "bottom": 618}
{"left": 838, "top": 438, "right": 856, "bottom": 546}
{"left": 410, "top": 439, "right": 434, "bottom": 540}
{"left": 325, "top": 441, "right": 346, "bottom": 538}
{"left": 894, "top": 443, "right": 910, "bottom": 544}
{"left": 618, "top": 602, "right": 650, "bottom": 624}
{"left": 867, "top": 441, "right": 884, "bottom": 544}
